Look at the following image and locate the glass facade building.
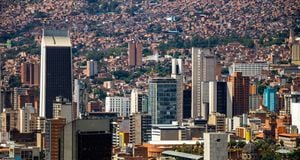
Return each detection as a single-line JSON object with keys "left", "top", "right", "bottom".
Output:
{"left": 40, "top": 30, "right": 72, "bottom": 118}
{"left": 149, "top": 78, "right": 177, "bottom": 124}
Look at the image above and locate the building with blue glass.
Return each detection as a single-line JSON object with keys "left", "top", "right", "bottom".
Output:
{"left": 263, "top": 87, "right": 277, "bottom": 112}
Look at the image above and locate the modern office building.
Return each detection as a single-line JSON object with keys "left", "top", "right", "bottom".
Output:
{"left": 20, "top": 62, "right": 40, "bottom": 86}
{"left": 192, "top": 48, "right": 216, "bottom": 118}
{"left": 128, "top": 42, "right": 142, "bottom": 66}
{"left": 204, "top": 132, "right": 228, "bottom": 160}
{"left": 60, "top": 119, "right": 113, "bottom": 160}
{"left": 149, "top": 78, "right": 178, "bottom": 124}
{"left": 40, "top": 30, "right": 72, "bottom": 118}
{"left": 86, "top": 60, "right": 98, "bottom": 77}
{"left": 129, "top": 113, "right": 152, "bottom": 145}
{"left": 263, "top": 87, "right": 277, "bottom": 112}
{"left": 45, "top": 118, "right": 66, "bottom": 160}
{"left": 209, "top": 81, "right": 228, "bottom": 116}
{"left": 183, "top": 88, "right": 191, "bottom": 119}
{"left": 130, "top": 89, "right": 148, "bottom": 114}
{"left": 291, "top": 94, "right": 300, "bottom": 131}
{"left": 73, "top": 79, "right": 87, "bottom": 118}
{"left": 228, "top": 72, "right": 250, "bottom": 116}
{"left": 105, "top": 96, "right": 131, "bottom": 117}
{"left": 291, "top": 44, "right": 300, "bottom": 65}
{"left": 229, "top": 62, "right": 268, "bottom": 77}
{"left": 171, "top": 58, "right": 183, "bottom": 124}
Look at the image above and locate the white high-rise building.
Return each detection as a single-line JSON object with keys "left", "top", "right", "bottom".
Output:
{"left": 40, "top": 30, "right": 72, "bottom": 118}
{"left": 192, "top": 48, "right": 216, "bottom": 118}
{"left": 204, "top": 132, "right": 228, "bottom": 160}
{"left": 19, "top": 103, "right": 34, "bottom": 133}
{"left": 105, "top": 97, "right": 131, "bottom": 117}
{"left": 171, "top": 58, "right": 183, "bottom": 124}
{"left": 291, "top": 96, "right": 300, "bottom": 132}
{"left": 86, "top": 60, "right": 98, "bottom": 77}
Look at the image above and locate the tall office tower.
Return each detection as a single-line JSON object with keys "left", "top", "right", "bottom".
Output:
{"left": 204, "top": 132, "right": 228, "bottom": 160}
{"left": 105, "top": 97, "right": 131, "bottom": 117}
{"left": 149, "top": 78, "right": 178, "bottom": 124}
{"left": 20, "top": 62, "right": 40, "bottom": 86}
{"left": 19, "top": 103, "right": 34, "bottom": 133}
{"left": 209, "top": 81, "right": 228, "bottom": 116}
{"left": 73, "top": 79, "right": 87, "bottom": 118}
{"left": 263, "top": 86, "right": 277, "bottom": 112}
{"left": 192, "top": 48, "right": 216, "bottom": 118}
{"left": 171, "top": 58, "right": 183, "bottom": 124}
{"left": 291, "top": 44, "right": 300, "bottom": 65}
{"left": 86, "top": 60, "right": 98, "bottom": 77}
{"left": 130, "top": 89, "right": 148, "bottom": 114}
{"left": 40, "top": 30, "right": 72, "bottom": 118}
{"left": 228, "top": 72, "right": 250, "bottom": 116}
{"left": 183, "top": 88, "right": 191, "bottom": 119}
{"left": 249, "top": 83, "right": 259, "bottom": 111}
{"left": 52, "top": 96, "right": 72, "bottom": 123}
{"left": 45, "top": 118, "right": 66, "bottom": 160}
{"left": 129, "top": 113, "right": 152, "bottom": 145}
{"left": 128, "top": 41, "right": 142, "bottom": 66}
{"left": 60, "top": 118, "right": 113, "bottom": 160}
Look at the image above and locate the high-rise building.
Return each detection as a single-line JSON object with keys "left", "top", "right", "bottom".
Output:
{"left": 149, "top": 78, "right": 178, "bottom": 124}
{"left": 20, "top": 62, "right": 40, "bottom": 86}
{"left": 73, "top": 79, "right": 87, "bottom": 118}
{"left": 13, "top": 88, "right": 35, "bottom": 110}
{"left": 52, "top": 96, "right": 72, "bottom": 123}
{"left": 129, "top": 113, "right": 152, "bottom": 145}
{"left": 19, "top": 103, "right": 34, "bottom": 133}
{"left": 209, "top": 81, "right": 228, "bottom": 116}
{"left": 60, "top": 118, "right": 113, "bottom": 160}
{"left": 45, "top": 118, "right": 66, "bottom": 160}
{"left": 86, "top": 60, "right": 98, "bottom": 77}
{"left": 183, "top": 88, "right": 191, "bottom": 119}
{"left": 291, "top": 44, "right": 300, "bottom": 65}
{"left": 228, "top": 72, "right": 250, "bottom": 116}
{"left": 284, "top": 92, "right": 300, "bottom": 114}
{"left": 192, "top": 48, "right": 216, "bottom": 118}
{"left": 128, "top": 42, "right": 142, "bottom": 66}
{"left": 40, "top": 30, "right": 72, "bottom": 118}
{"left": 171, "top": 58, "right": 183, "bottom": 124}
{"left": 204, "top": 132, "right": 228, "bottom": 160}
{"left": 105, "top": 97, "right": 131, "bottom": 117}
{"left": 263, "top": 87, "right": 277, "bottom": 112}
{"left": 130, "top": 89, "right": 148, "bottom": 114}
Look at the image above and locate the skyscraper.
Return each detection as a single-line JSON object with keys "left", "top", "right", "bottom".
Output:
{"left": 209, "top": 81, "right": 228, "bottom": 116}
{"left": 149, "top": 78, "right": 178, "bottom": 124}
{"left": 128, "top": 42, "right": 142, "bottom": 66}
{"left": 263, "top": 86, "right": 277, "bottom": 112}
{"left": 192, "top": 48, "right": 216, "bottom": 118}
{"left": 171, "top": 58, "right": 183, "bottom": 124}
{"left": 291, "top": 43, "right": 300, "bottom": 65}
{"left": 183, "top": 87, "right": 191, "bottom": 119}
{"left": 228, "top": 72, "right": 250, "bottom": 116}
{"left": 40, "top": 30, "right": 72, "bottom": 118}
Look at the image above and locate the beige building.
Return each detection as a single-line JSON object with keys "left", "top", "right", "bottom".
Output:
{"left": 292, "top": 44, "right": 300, "bottom": 65}
{"left": 192, "top": 48, "right": 216, "bottom": 118}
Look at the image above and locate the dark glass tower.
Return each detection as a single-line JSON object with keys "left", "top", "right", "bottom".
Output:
{"left": 40, "top": 30, "right": 72, "bottom": 118}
